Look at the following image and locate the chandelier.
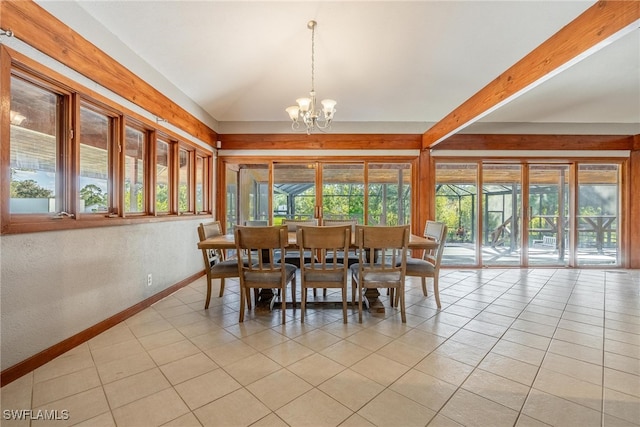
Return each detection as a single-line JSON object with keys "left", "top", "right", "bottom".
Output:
{"left": 286, "top": 20, "right": 336, "bottom": 134}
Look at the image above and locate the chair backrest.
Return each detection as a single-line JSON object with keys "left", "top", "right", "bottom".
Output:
{"left": 322, "top": 218, "right": 357, "bottom": 234}
{"left": 423, "top": 220, "right": 448, "bottom": 266}
{"left": 198, "top": 221, "right": 225, "bottom": 268}
{"left": 234, "top": 225, "right": 289, "bottom": 282}
{"left": 297, "top": 225, "right": 351, "bottom": 270}
{"left": 354, "top": 225, "right": 410, "bottom": 285}
{"left": 282, "top": 218, "right": 318, "bottom": 232}
{"left": 244, "top": 220, "right": 268, "bottom": 226}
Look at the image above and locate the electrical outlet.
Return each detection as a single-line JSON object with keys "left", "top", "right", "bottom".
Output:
{"left": 147, "top": 273, "right": 152, "bottom": 287}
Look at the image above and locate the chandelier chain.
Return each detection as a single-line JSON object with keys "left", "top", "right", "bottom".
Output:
{"left": 310, "top": 22, "right": 315, "bottom": 93}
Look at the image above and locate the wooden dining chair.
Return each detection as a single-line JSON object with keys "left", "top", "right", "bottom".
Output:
{"left": 321, "top": 219, "right": 359, "bottom": 267}
{"left": 281, "top": 218, "right": 319, "bottom": 267}
{"left": 297, "top": 225, "right": 351, "bottom": 323}
{"left": 402, "top": 220, "right": 447, "bottom": 308}
{"left": 350, "top": 225, "right": 410, "bottom": 323}
{"left": 197, "top": 221, "right": 242, "bottom": 309}
{"left": 234, "top": 225, "right": 297, "bottom": 324}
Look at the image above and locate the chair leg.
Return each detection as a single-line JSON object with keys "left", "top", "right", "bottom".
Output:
{"left": 281, "top": 286, "right": 287, "bottom": 324}
{"left": 394, "top": 287, "right": 400, "bottom": 307}
{"left": 239, "top": 286, "right": 246, "bottom": 322}
{"left": 219, "top": 277, "right": 226, "bottom": 297}
{"left": 301, "top": 287, "right": 307, "bottom": 323}
{"left": 434, "top": 276, "right": 441, "bottom": 308}
{"left": 341, "top": 287, "right": 347, "bottom": 324}
{"left": 357, "top": 281, "right": 363, "bottom": 323}
{"left": 389, "top": 288, "right": 395, "bottom": 307}
{"left": 421, "top": 277, "right": 428, "bottom": 296}
{"left": 291, "top": 277, "right": 296, "bottom": 311}
{"left": 205, "top": 276, "right": 212, "bottom": 309}
{"left": 246, "top": 287, "right": 252, "bottom": 310}
{"left": 399, "top": 286, "right": 406, "bottom": 323}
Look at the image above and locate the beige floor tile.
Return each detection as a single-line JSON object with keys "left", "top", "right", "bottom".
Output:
{"left": 350, "top": 353, "right": 409, "bottom": 387}
{"left": 501, "top": 329, "right": 551, "bottom": 351}
{"left": 288, "top": 353, "right": 345, "bottom": 386}
{"left": 246, "top": 368, "right": 313, "bottom": 410}
{"left": 345, "top": 329, "right": 395, "bottom": 351}
{"left": 160, "top": 412, "right": 203, "bottom": 427}
{"left": 541, "top": 352, "right": 603, "bottom": 385}
{"left": 148, "top": 339, "right": 201, "bottom": 366}
{"left": 414, "top": 353, "right": 474, "bottom": 386}
{"left": 510, "top": 319, "right": 556, "bottom": 338}
{"left": 491, "top": 340, "right": 546, "bottom": 366}
{"left": 203, "top": 339, "right": 257, "bottom": 367}
{"left": 340, "top": 413, "right": 377, "bottom": 427}
{"left": 128, "top": 318, "right": 175, "bottom": 338}
{"left": 174, "top": 368, "right": 242, "bottom": 410}
{"left": 261, "top": 339, "right": 315, "bottom": 366}
{"left": 521, "top": 389, "right": 602, "bottom": 427}
{"left": 318, "top": 368, "right": 385, "bottom": 411}
{"left": 96, "top": 351, "right": 157, "bottom": 384}
{"left": 603, "top": 387, "right": 640, "bottom": 425}
{"left": 320, "top": 340, "right": 371, "bottom": 367}
{"left": 90, "top": 339, "right": 146, "bottom": 365}
{"left": 176, "top": 319, "right": 221, "bottom": 338}
{"left": 194, "top": 388, "right": 271, "bottom": 426}
{"left": 430, "top": 339, "right": 489, "bottom": 367}
{"left": 358, "top": 389, "right": 436, "bottom": 427}
{"left": 462, "top": 368, "right": 530, "bottom": 411}
{"left": 224, "top": 352, "right": 282, "bottom": 386}
{"left": 553, "top": 327, "right": 604, "bottom": 350}
{"left": 112, "top": 388, "right": 190, "bottom": 427}
{"left": 32, "top": 351, "right": 95, "bottom": 384}
{"left": 394, "top": 329, "right": 446, "bottom": 353}
{"left": 441, "top": 388, "right": 519, "bottom": 427}
{"left": 602, "top": 413, "right": 640, "bottom": 427}
{"left": 390, "top": 368, "right": 457, "bottom": 412}
{"left": 188, "top": 328, "right": 239, "bottom": 351}
{"left": 241, "top": 328, "right": 290, "bottom": 351}
{"left": 369, "top": 318, "right": 412, "bottom": 338}
{"left": 72, "top": 411, "right": 116, "bottom": 427}
{"left": 276, "top": 388, "right": 352, "bottom": 427}
{"left": 225, "top": 320, "right": 271, "bottom": 338}
{"left": 605, "top": 329, "right": 640, "bottom": 347}
{"left": 159, "top": 353, "right": 218, "bottom": 385}
{"left": 88, "top": 324, "right": 137, "bottom": 351}
{"left": 319, "top": 320, "right": 365, "bottom": 339}
{"left": 247, "top": 413, "right": 289, "bottom": 427}
{"left": 534, "top": 368, "right": 602, "bottom": 410}
{"left": 32, "top": 366, "right": 101, "bottom": 407}
{"left": 479, "top": 352, "right": 539, "bottom": 386}
{"left": 605, "top": 351, "right": 640, "bottom": 376}
{"left": 414, "top": 318, "right": 461, "bottom": 338}
{"left": 514, "top": 414, "right": 553, "bottom": 427}
{"left": 293, "top": 329, "right": 343, "bottom": 352}
{"left": 605, "top": 367, "right": 640, "bottom": 398}
{"left": 138, "top": 328, "right": 187, "bottom": 351}
{"left": 548, "top": 339, "right": 603, "bottom": 365}
{"left": 103, "top": 368, "right": 171, "bottom": 409}
{"left": 0, "top": 373, "right": 33, "bottom": 427}
{"left": 31, "top": 387, "right": 110, "bottom": 427}
{"left": 427, "top": 414, "right": 465, "bottom": 426}
{"left": 605, "top": 338, "right": 640, "bottom": 359}
{"left": 464, "top": 319, "right": 509, "bottom": 337}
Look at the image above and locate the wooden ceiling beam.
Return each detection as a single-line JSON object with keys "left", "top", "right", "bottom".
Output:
{"left": 422, "top": 1, "right": 640, "bottom": 150}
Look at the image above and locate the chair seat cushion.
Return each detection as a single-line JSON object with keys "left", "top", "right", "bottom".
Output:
{"left": 302, "top": 266, "right": 345, "bottom": 283}
{"left": 210, "top": 259, "right": 240, "bottom": 274}
{"left": 404, "top": 258, "right": 436, "bottom": 274}
{"left": 244, "top": 263, "right": 297, "bottom": 284}
{"left": 350, "top": 264, "right": 401, "bottom": 284}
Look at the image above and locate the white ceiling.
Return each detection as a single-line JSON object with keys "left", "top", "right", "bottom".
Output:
{"left": 36, "top": 1, "right": 639, "bottom": 135}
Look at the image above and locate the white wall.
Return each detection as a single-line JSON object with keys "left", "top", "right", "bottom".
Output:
{"left": 0, "top": 219, "right": 204, "bottom": 371}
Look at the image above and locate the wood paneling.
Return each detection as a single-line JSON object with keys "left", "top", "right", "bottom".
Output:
{"left": 0, "top": 270, "right": 205, "bottom": 387}
{"left": 219, "top": 134, "right": 421, "bottom": 150}
{"left": 422, "top": 1, "right": 640, "bottom": 148}
{"left": 436, "top": 134, "right": 635, "bottom": 151}
{"left": 0, "top": 0, "right": 217, "bottom": 146}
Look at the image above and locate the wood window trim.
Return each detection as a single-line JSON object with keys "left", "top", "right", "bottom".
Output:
{"left": 1, "top": 46, "right": 214, "bottom": 235}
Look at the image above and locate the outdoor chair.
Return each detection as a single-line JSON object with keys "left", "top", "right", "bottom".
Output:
{"left": 197, "top": 221, "right": 244, "bottom": 309}
{"left": 350, "top": 225, "right": 410, "bottom": 323}
{"left": 297, "top": 225, "right": 351, "bottom": 323}
{"left": 234, "top": 225, "right": 297, "bottom": 324}
{"left": 401, "top": 220, "right": 447, "bottom": 308}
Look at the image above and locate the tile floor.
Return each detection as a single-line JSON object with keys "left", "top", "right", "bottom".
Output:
{"left": 1, "top": 269, "right": 639, "bottom": 427}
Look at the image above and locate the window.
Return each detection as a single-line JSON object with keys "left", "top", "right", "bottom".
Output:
{"left": 195, "top": 155, "right": 204, "bottom": 213}
{"left": 124, "top": 125, "right": 147, "bottom": 214}
{"left": 178, "top": 148, "right": 191, "bottom": 213}
{"left": 156, "top": 139, "right": 172, "bottom": 213}
{"left": 9, "top": 75, "right": 63, "bottom": 214}
{"left": 78, "top": 103, "right": 114, "bottom": 214}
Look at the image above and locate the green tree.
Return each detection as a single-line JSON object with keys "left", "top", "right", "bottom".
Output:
{"left": 10, "top": 179, "right": 53, "bottom": 198}
{"left": 79, "top": 184, "right": 107, "bottom": 208}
